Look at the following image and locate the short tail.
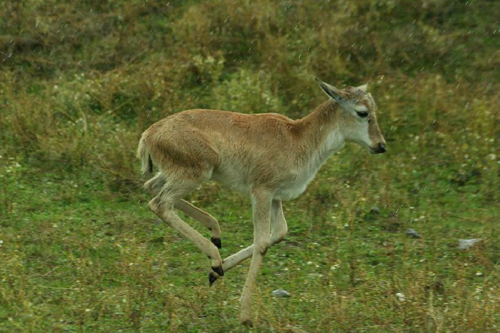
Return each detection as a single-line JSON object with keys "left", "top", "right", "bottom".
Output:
{"left": 137, "top": 137, "right": 153, "bottom": 177}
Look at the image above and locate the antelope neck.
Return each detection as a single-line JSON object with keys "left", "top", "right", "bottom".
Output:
{"left": 296, "top": 100, "right": 345, "bottom": 155}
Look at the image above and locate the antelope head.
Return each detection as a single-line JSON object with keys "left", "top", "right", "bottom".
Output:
{"left": 316, "top": 78, "right": 386, "bottom": 154}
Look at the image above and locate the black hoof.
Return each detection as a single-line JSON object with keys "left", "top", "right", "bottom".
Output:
{"left": 211, "top": 266, "right": 224, "bottom": 277}
{"left": 208, "top": 272, "right": 219, "bottom": 286}
{"left": 211, "top": 237, "right": 222, "bottom": 249}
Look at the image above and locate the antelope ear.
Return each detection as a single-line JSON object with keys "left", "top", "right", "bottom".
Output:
{"left": 315, "top": 78, "right": 344, "bottom": 103}
{"left": 356, "top": 84, "right": 368, "bottom": 93}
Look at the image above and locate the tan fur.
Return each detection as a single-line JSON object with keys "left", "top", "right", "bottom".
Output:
{"left": 138, "top": 80, "right": 386, "bottom": 325}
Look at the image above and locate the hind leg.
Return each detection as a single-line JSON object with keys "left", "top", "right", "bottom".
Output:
{"left": 144, "top": 172, "right": 167, "bottom": 195}
{"left": 148, "top": 178, "right": 224, "bottom": 277}
{"left": 145, "top": 173, "right": 222, "bottom": 248}
{"left": 175, "top": 200, "right": 222, "bottom": 249}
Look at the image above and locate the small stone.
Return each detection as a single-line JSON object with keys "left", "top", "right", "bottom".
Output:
{"left": 406, "top": 228, "right": 421, "bottom": 238}
{"left": 458, "top": 239, "right": 482, "bottom": 250}
{"left": 271, "top": 289, "right": 290, "bottom": 298}
{"left": 370, "top": 206, "right": 380, "bottom": 214}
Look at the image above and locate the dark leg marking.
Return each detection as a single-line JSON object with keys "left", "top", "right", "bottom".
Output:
{"left": 208, "top": 272, "right": 219, "bottom": 286}
{"left": 211, "top": 266, "right": 224, "bottom": 277}
{"left": 211, "top": 237, "right": 222, "bottom": 249}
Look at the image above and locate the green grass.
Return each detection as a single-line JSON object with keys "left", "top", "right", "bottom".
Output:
{"left": 1, "top": 148, "right": 497, "bottom": 331}
{"left": 0, "top": 0, "right": 498, "bottom": 331}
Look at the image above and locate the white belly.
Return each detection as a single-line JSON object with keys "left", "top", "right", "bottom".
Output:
{"left": 212, "top": 165, "right": 314, "bottom": 200}
{"left": 211, "top": 161, "right": 251, "bottom": 194}
{"left": 275, "top": 183, "right": 309, "bottom": 201}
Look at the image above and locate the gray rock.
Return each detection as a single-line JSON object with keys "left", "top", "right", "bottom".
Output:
{"left": 271, "top": 289, "right": 291, "bottom": 298}
{"left": 458, "top": 239, "right": 482, "bottom": 250}
{"left": 406, "top": 228, "right": 421, "bottom": 238}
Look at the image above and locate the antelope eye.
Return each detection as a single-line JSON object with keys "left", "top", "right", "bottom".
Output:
{"left": 356, "top": 111, "right": 369, "bottom": 118}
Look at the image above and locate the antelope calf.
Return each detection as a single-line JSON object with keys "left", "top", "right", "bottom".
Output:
{"left": 137, "top": 78, "right": 386, "bottom": 326}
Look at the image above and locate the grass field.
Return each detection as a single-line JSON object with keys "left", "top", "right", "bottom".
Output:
{"left": 0, "top": 0, "right": 498, "bottom": 331}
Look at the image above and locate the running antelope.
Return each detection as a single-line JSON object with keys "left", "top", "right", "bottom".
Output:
{"left": 137, "top": 78, "right": 386, "bottom": 326}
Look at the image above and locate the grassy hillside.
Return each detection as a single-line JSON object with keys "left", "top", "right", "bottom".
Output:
{"left": 0, "top": 0, "right": 498, "bottom": 331}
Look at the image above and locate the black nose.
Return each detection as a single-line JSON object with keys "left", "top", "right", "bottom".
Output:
{"left": 375, "top": 143, "right": 386, "bottom": 154}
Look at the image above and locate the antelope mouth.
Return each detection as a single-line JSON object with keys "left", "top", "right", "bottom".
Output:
{"left": 370, "top": 143, "right": 387, "bottom": 154}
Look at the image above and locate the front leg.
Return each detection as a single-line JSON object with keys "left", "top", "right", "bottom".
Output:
{"left": 239, "top": 190, "right": 272, "bottom": 326}
{"left": 213, "top": 200, "right": 287, "bottom": 278}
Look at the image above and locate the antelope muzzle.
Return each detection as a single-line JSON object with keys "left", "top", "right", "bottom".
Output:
{"left": 372, "top": 143, "right": 387, "bottom": 154}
